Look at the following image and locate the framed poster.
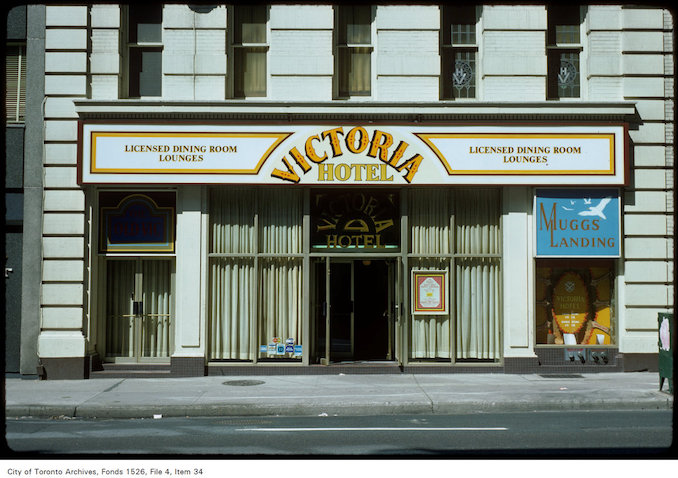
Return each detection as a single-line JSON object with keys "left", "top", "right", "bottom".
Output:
{"left": 412, "top": 270, "right": 449, "bottom": 315}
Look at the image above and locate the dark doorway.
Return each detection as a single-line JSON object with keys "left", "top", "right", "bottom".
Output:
{"left": 353, "top": 260, "right": 389, "bottom": 360}
{"left": 313, "top": 259, "right": 393, "bottom": 363}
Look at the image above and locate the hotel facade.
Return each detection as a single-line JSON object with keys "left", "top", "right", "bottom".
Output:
{"left": 5, "top": 3, "right": 674, "bottom": 379}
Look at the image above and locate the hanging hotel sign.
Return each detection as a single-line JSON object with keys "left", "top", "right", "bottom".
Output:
{"left": 535, "top": 189, "right": 621, "bottom": 257}
{"left": 411, "top": 270, "right": 449, "bottom": 315}
{"left": 79, "top": 123, "right": 627, "bottom": 186}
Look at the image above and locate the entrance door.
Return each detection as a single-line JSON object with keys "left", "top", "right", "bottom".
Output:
{"left": 104, "top": 259, "right": 173, "bottom": 362}
{"left": 313, "top": 259, "right": 396, "bottom": 363}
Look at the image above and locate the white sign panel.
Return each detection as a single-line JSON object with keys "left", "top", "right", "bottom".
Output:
{"left": 79, "top": 123, "right": 627, "bottom": 185}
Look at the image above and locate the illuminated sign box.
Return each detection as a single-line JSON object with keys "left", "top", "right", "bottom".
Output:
{"left": 535, "top": 189, "right": 621, "bottom": 258}
{"left": 79, "top": 123, "right": 627, "bottom": 186}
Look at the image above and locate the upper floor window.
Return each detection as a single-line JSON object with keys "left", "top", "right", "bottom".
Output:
{"left": 547, "top": 6, "right": 582, "bottom": 99}
{"left": 124, "top": 4, "right": 163, "bottom": 98}
{"left": 336, "top": 5, "right": 373, "bottom": 98}
{"left": 231, "top": 5, "right": 268, "bottom": 98}
{"left": 5, "top": 43, "right": 26, "bottom": 122}
{"left": 441, "top": 5, "right": 478, "bottom": 100}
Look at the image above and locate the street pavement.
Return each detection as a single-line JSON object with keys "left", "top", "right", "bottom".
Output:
{"left": 4, "top": 372, "right": 673, "bottom": 419}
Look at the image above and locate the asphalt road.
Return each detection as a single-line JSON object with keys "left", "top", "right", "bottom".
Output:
{"left": 5, "top": 410, "right": 674, "bottom": 457}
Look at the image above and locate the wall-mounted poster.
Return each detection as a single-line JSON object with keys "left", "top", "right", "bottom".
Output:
{"left": 412, "top": 270, "right": 448, "bottom": 315}
{"left": 535, "top": 189, "right": 621, "bottom": 257}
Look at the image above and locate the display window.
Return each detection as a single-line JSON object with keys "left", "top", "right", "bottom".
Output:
{"left": 408, "top": 188, "right": 502, "bottom": 362}
{"left": 535, "top": 259, "right": 616, "bottom": 346}
{"left": 208, "top": 188, "right": 303, "bottom": 362}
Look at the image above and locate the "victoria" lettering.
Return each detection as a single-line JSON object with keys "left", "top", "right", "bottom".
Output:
{"left": 271, "top": 127, "right": 423, "bottom": 184}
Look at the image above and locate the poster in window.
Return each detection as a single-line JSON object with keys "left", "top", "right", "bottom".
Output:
{"left": 412, "top": 270, "right": 448, "bottom": 315}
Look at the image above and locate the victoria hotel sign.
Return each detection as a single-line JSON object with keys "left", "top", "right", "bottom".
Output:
{"left": 79, "top": 123, "right": 627, "bottom": 186}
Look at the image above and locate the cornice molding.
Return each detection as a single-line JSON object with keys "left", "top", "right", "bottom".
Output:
{"left": 73, "top": 100, "right": 639, "bottom": 123}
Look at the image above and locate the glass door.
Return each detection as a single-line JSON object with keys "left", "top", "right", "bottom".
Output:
{"left": 330, "top": 261, "right": 354, "bottom": 360}
{"left": 312, "top": 258, "right": 355, "bottom": 364}
{"left": 104, "top": 258, "right": 173, "bottom": 362}
{"left": 313, "top": 258, "right": 402, "bottom": 364}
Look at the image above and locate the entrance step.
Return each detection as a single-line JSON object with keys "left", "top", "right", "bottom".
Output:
{"left": 90, "top": 363, "right": 171, "bottom": 379}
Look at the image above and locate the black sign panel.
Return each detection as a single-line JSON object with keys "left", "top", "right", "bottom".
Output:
{"left": 311, "top": 190, "right": 400, "bottom": 251}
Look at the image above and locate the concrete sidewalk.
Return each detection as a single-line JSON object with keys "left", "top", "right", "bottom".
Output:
{"left": 4, "top": 372, "right": 673, "bottom": 419}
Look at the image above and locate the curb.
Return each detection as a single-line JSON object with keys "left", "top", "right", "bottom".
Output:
{"left": 6, "top": 396, "right": 672, "bottom": 419}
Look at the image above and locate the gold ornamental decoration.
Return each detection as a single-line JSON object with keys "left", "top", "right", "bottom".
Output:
{"left": 552, "top": 272, "right": 589, "bottom": 333}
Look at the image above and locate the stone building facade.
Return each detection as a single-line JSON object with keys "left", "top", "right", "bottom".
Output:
{"left": 5, "top": 4, "right": 674, "bottom": 379}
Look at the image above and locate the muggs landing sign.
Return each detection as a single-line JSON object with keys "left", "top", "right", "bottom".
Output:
{"left": 79, "top": 123, "right": 627, "bottom": 185}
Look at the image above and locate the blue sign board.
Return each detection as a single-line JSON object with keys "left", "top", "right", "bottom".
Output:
{"left": 535, "top": 189, "right": 620, "bottom": 257}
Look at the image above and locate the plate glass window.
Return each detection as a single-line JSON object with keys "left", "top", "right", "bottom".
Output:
{"left": 535, "top": 260, "right": 616, "bottom": 346}
{"left": 408, "top": 189, "right": 501, "bottom": 362}
{"left": 208, "top": 189, "right": 303, "bottom": 362}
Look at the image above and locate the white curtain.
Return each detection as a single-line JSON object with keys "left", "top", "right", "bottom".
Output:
{"left": 208, "top": 189, "right": 303, "bottom": 360}
{"left": 258, "top": 189, "right": 302, "bottom": 254}
{"left": 258, "top": 190, "right": 303, "bottom": 355}
{"left": 140, "top": 260, "right": 172, "bottom": 358}
{"left": 210, "top": 189, "right": 256, "bottom": 254}
{"left": 455, "top": 189, "right": 501, "bottom": 359}
{"left": 210, "top": 258, "right": 255, "bottom": 360}
{"left": 105, "top": 259, "right": 171, "bottom": 359}
{"left": 259, "top": 258, "right": 303, "bottom": 350}
{"left": 106, "top": 260, "right": 136, "bottom": 358}
{"left": 209, "top": 190, "right": 256, "bottom": 360}
{"left": 409, "top": 189, "right": 501, "bottom": 360}
{"left": 410, "top": 190, "right": 452, "bottom": 359}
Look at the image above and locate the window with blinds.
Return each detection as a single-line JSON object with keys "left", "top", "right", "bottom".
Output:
{"left": 6, "top": 44, "right": 26, "bottom": 123}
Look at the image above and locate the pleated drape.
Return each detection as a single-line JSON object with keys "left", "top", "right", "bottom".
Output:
{"left": 208, "top": 189, "right": 256, "bottom": 360}
{"left": 409, "top": 190, "right": 452, "bottom": 358}
{"left": 140, "top": 260, "right": 172, "bottom": 358}
{"left": 209, "top": 257, "right": 255, "bottom": 360}
{"left": 259, "top": 258, "right": 303, "bottom": 348}
{"left": 258, "top": 190, "right": 303, "bottom": 350}
{"left": 106, "top": 260, "right": 136, "bottom": 358}
{"left": 454, "top": 190, "right": 501, "bottom": 360}
{"left": 208, "top": 189, "right": 303, "bottom": 360}
{"left": 409, "top": 189, "right": 501, "bottom": 360}
{"left": 105, "top": 259, "right": 171, "bottom": 359}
